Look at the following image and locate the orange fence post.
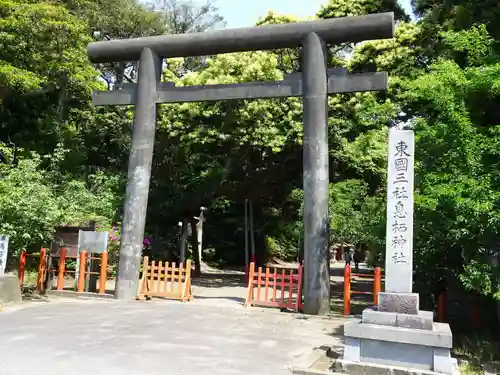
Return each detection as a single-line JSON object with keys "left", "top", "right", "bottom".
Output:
{"left": 99, "top": 252, "right": 108, "bottom": 294}
{"left": 344, "top": 265, "right": 351, "bottom": 316}
{"left": 57, "top": 248, "right": 67, "bottom": 291}
{"left": 77, "top": 251, "right": 87, "bottom": 293}
{"left": 373, "top": 267, "right": 381, "bottom": 305}
{"left": 18, "top": 250, "right": 27, "bottom": 286}
{"left": 36, "top": 248, "right": 47, "bottom": 293}
{"left": 245, "top": 262, "right": 255, "bottom": 306}
{"left": 437, "top": 291, "right": 446, "bottom": 323}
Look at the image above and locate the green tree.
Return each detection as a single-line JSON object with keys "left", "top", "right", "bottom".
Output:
{"left": 0, "top": 144, "right": 120, "bottom": 260}
{"left": 318, "top": 0, "right": 409, "bottom": 21}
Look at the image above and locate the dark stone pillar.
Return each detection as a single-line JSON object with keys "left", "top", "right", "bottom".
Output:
{"left": 115, "top": 48, "right": 162, "bottom": 300}
{"left": 302, "top": 32, "right": 330, "bottom": 315}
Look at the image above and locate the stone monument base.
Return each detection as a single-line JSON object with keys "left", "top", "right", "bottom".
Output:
{"left": 0, "top": 274, "right": 22, "bottom": 304}
{"left": 341, "top": 293, "right": 459, "bottom": 375}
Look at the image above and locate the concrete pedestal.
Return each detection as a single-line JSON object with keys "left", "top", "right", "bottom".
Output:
{"left": 339, "top": 293, "right": 459, "bottom": 375}
{"left": 0, "top": 274, "right": 22, "bottom": 304}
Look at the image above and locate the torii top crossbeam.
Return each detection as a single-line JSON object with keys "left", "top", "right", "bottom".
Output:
{"left": 87, "top": 13, "right": 394, "bottom": 63}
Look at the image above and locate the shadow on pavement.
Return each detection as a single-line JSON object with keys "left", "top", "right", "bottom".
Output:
{"left": 191, "top": 272, "right": 247, "bottom": 288}
{"left": 329, "top": 263, "right": 378, "bottom": 316}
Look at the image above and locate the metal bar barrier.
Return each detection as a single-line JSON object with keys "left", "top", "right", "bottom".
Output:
{"left": 100, "top": 252, "right": 108, "bottom": 294}
{"left": 18, "top": 248, "right": 109, "bottom": 295}
{"left": 36, "top": 248, "right": 47, "bottom": 293}
{"left": 344, "top": 264, "right": 382, "bottom": 316}
{"left": 18, "top": 250, "right": 26, "bottom": 286}
{"left": 77, "top": 251, "right": 87, "bottom": 292}
{"left": 57, "top": 248, "right": 67, "bottom": 290}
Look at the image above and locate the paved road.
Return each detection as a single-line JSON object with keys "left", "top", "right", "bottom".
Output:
{"left": 0, "top": 299, "right": 345, "bottom": 375}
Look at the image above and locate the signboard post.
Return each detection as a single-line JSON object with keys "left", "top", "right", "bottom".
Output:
{"left": 76, "top": 231, "right": 109, "bottom": 292}
{"left": 0, "top": 235, "right": 10, "bottom": 276}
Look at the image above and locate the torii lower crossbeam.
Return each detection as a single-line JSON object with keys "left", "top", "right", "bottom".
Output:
{"left": 92, "top": 70, "right": 387, "bottom": 106}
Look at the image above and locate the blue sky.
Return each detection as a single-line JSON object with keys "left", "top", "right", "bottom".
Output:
{"left": 216, "top": 0, "right": 413, "bottom": 28}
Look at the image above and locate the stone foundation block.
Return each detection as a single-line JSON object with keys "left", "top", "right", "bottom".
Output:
{"left": 344, "top": 337, "right": 361, "bottom": 362}
{"left": 397, "top": 310, "right": 433, "bottom": 330}
{"left": 362, "top": 308, "right": 397, "bottom": 326}
{"left": 342, "top": 319, "right": 457, "bottom": 374}
{"left": 0, "top": 274, "right": 22, "bottom": 304}
{"left": 378, "top": 292, "right": 419, "bottom": 314}
{"left": 344, "top": 320, "right": 452, "bottom": 348}
{"left": 362, "top": 308, "right": 433, "bottom": 330}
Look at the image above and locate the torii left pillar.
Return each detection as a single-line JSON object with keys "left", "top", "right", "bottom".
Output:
{"left": 115, "top": 48, "right": 162, "bottom": 300}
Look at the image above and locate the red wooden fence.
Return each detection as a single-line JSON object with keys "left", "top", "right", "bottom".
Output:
{"left": 245, "top": 262, "right": 303, "bottom": 312}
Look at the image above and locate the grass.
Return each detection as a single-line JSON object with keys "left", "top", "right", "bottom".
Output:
{"left": 23, "top": 271, "right": 39, "bottom": 286}
{"left": 459, "top": 362, "right": 484, "bottom": 375}
{"left": 453, "top": 334, "right": 500, "bottom": 375}
{"left": 330, "top": 294, "right": 373, "bottom": 316}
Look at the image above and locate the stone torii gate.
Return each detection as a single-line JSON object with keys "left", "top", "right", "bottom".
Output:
{"left": 87, "top": 12, "right": 394, "bottom": 315}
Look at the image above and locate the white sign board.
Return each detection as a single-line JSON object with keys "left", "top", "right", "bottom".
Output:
{"left": 78, "top": 231, "right": 109, "bottom": 254}
{"left": 0, "top": 235, "right": 10, "bottom": 275}
{"left": 385, "top": 128, "right": 415, "bottom": 293}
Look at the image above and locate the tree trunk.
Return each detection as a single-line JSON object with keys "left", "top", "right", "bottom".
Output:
{"left": 249, "top": 199, "right": 256, "bottom": 264}
{"left": 190, "top": 216, "right": 201, "bottom": 277}
{"left": 179, "top": 218, "right": 189, "bottom": 263}
{"left": 196, "top": 215, "right": 203, "bottom": 266}
{"left": 298, "top": 240, "right": 305, "bottom": 265}
{"left": 244, "top": 199, "right": 249, "bottom": 269}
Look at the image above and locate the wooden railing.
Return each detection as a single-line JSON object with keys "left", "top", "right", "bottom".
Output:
{"left": 137, "top": 257, "right": 192, "bottom": 302}
{"left": 245, "top": 262, "right": 303, "bottom": 312}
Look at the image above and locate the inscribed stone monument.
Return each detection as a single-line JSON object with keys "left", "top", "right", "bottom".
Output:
{"left": 385, "top": 128, "right": 414, "bottom": 294}
{"left": 339, "top": 126, "right": 459, "bottom": 375}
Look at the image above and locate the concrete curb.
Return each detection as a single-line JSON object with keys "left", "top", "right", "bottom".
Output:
{"left": 291, "top": 367, "right": 334, "bottom": 375}
{"left": 335, "top": 359, "right": 461, "bottom": 375}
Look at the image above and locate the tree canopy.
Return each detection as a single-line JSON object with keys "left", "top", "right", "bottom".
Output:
{"left": 1, "top": 0, "right": 499, "bottom": 304}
